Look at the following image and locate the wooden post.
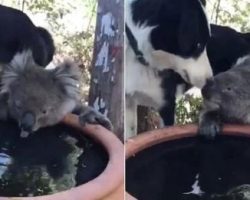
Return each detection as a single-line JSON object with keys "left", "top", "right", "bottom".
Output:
{"left": 89, "top": 0, "right": 124, "bottom": 141}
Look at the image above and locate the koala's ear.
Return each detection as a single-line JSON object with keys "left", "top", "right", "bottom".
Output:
{"left": 2, "top": 50, "right": 35, "bottom": 91}
{"left": 7, "top": 50, "right": 35, "bottom": 72}
{"left": 1, "top": 66, "right": 18, "bottom": 91}
{"left": 52, "top": 60, "right": 80, "bottom": 99}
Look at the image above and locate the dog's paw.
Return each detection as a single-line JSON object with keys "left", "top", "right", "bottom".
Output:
{"left": 198, "top": 111, "right": 221, "bottom": 140}
{"left": 79, "top": 106, "right": 113, "bottom": 130}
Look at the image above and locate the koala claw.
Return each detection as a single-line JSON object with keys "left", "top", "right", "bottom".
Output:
{"left": 79, "top": 107, "right": 113, "bottom": 131}
{"left": 199, "top": 113, "right": 221, "bottom": 140}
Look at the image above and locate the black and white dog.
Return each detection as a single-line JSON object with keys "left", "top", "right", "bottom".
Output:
{"left": 126, "top": 0, "right": 212, "bottom": 137}
{"left": 126, "top": 18, "right": 250, "bottom": 138}
{"left": 158, "top": 24, "right": 250, "bottom": 130}
{"left": 0, "top": 5, "right": 55, "bottom": 67}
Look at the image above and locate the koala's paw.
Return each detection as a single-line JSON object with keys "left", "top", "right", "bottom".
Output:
{"left": 79, "top": 107, "right": 113, "bottom": 131}
{"left": 198, "top": 111, "right": 221, "bottom": 140}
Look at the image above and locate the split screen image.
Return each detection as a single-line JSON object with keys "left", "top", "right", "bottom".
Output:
{"left": 0, "top": 0, "right": 250, "bottom": 200}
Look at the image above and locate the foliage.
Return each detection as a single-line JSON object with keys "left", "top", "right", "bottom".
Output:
{"left": 207, "top": 0, "right": 250, "bottom": 32}
{"left": 175, "top": 95, "right": 203, "bottom": 125}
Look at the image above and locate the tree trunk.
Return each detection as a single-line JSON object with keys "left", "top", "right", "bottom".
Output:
{"left": 89, "top": 0, "right": 124, "bottom": 141}
{"left": 215, "top": 0, "right": 221, "bottom": 24}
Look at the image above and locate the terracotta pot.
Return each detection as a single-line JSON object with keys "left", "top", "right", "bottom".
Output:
{"left": 0, "top": 113, "right": 124, "bottom": 200}
{"left": 125, "top": 124, "right": 250, "bottom": 199}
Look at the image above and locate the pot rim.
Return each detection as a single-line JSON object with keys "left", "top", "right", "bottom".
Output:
{"left": 126, "top": 124, "right": 250, "bottom": 159}
{"left": 125, "top": 124, "right": 250, "bottom": 200}
{"left": 0, "top": 113, "right": 124, "bottom": 200}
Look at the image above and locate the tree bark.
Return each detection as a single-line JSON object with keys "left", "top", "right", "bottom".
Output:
{"left": 89, "top": 0, "right": 124, "bottom": 141}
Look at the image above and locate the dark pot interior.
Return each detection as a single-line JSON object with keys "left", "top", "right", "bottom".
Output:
{"left": 126, "top": 135, "right": 250, "bottom": 200}
{"left": 0, "top": 120, "right": 108, "bottom": 197}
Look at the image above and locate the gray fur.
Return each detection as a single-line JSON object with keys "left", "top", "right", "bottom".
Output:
{"left": 0, "top": 51, "right": 112, "bottom": 136}
{"left": 199, "top": 55, "right": 250, "bottom": 139}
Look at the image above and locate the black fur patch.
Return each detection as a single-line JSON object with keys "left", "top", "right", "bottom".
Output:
{"left": 158, "top": 70, "right": 189, "bottom": 126}
{"left": 0, "top": 5, "right": 55, "bottom": 66}
{"left": 207, "top": 24, "right": 250, "bottom": 74}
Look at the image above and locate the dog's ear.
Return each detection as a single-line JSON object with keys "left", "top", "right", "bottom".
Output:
{"left": 32, "top": 27, "right": 55, "bottom": 67}
{"left": 52, "top": 60, "right": 80, "bottom": 99}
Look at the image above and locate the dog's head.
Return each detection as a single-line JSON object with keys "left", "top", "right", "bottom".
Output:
{"left": 147, "top": 0, "right": 212, "bottom": 88}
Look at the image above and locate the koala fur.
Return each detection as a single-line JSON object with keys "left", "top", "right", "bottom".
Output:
{"left": 0, "top": 51, "right": 112, "bottom": 137}
{"left": 199, "top": 55, "right": 250, "bottom": 139}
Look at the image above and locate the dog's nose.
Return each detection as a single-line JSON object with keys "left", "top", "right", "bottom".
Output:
{"left": 201, "top": 78, "right": 215, "bottom": 99}
{"left": 20, "top": 112, "right": 35, "bottom": 132}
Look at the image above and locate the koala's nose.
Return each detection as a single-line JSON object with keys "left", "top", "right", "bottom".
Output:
{"left": 201, "top": 78, "right": 215, "bottom": 99}
{"left": 20, "top": 112, "right": 35, "bottom": 132}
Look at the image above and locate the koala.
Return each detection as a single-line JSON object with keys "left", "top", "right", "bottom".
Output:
{"left": 199, "top": 56, "right": 250, "bottom": 139}
{"left": 0, "top": 51, "right": 112, "bottom": 137}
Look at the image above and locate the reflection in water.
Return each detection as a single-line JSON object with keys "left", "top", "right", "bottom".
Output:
{"left": 211, "top": 185, "right": 250, "bottom": 200}
{"left": 183, "top": 174, "right": 204, "bottom": 196}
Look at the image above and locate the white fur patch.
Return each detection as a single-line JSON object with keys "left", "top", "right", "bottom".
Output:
{"left": 152, "top": 49, "right": 213, "bottom": 88}
{"left": 126, "top": 47, "right": 165, "bottom": 108}
{"left": 125, "top": 0, "right": 156, "bottom": 66}
{"left": 185, "top": 87, "right": 202, "bottom": 98}
{"left": 126, "top": 1, "right": 164, "bottom": 107}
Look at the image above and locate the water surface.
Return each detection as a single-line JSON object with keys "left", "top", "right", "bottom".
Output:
{"left": 126, "top": 135, "right": 250, "bottom": 200}
{"left": 0, "top": 120, "right": 108, "bottom": 197}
